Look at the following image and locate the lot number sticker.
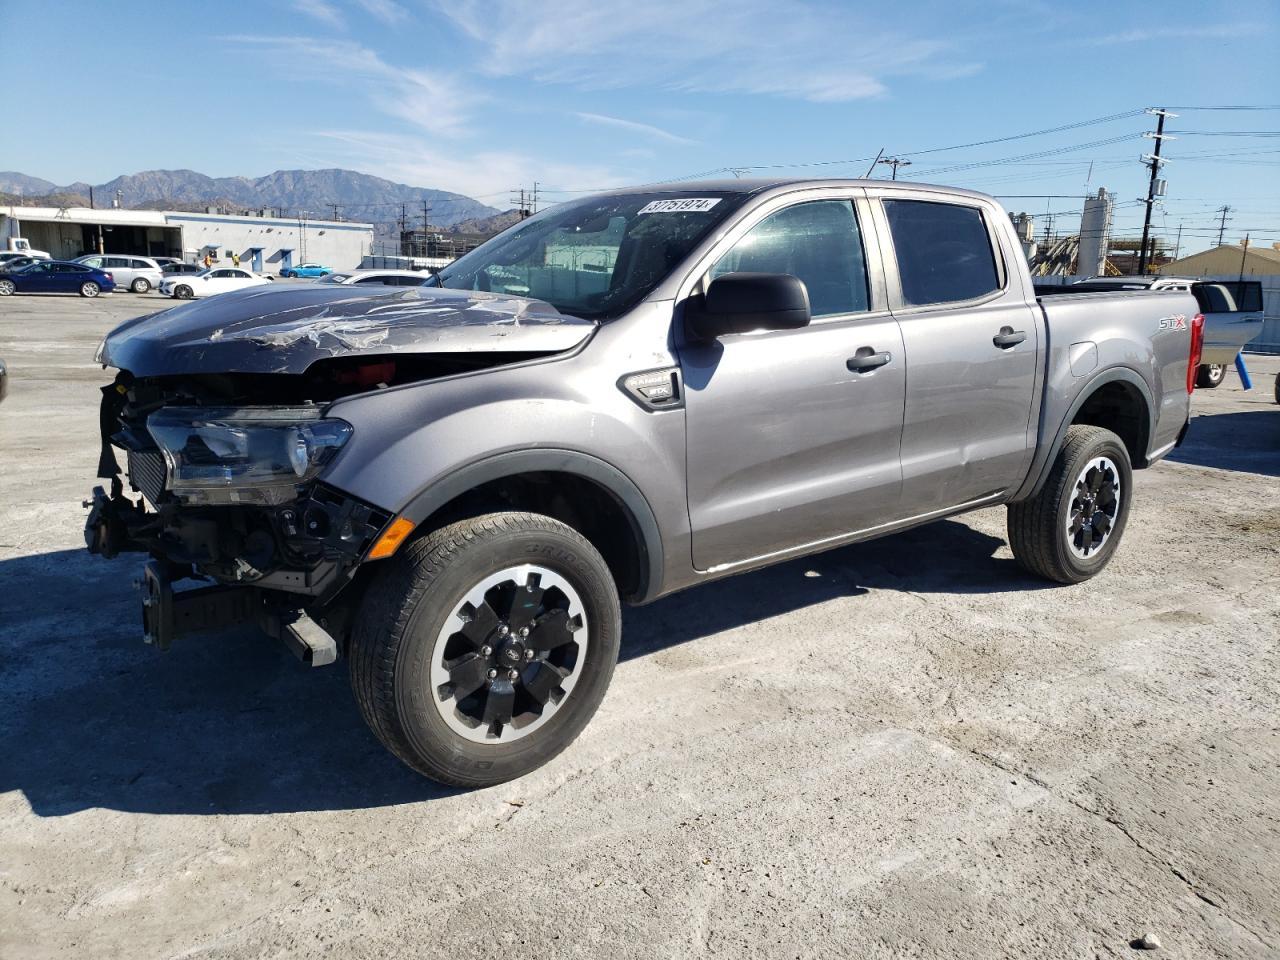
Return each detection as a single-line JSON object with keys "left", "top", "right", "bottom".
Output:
{"left": 638, "top": 198, "right": 722, "bottom": 214}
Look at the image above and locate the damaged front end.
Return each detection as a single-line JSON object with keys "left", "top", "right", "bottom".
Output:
{"left": 86, "top": 371, "right": 392, "bottom": 661}
{"left": 85, "top": 284, "right": 595, "bottom": 661}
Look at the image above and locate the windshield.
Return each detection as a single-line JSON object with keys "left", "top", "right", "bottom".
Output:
{"left": 433, "top": 191, "right": 746, "bottom": 319}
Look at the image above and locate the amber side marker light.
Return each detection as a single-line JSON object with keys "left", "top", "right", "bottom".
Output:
{"left": 368, "top": 517, "right": 415, "bottom": 560}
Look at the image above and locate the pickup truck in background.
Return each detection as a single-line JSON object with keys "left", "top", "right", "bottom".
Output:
{"left": 85, "top": 178, "right": 1204, "bottom": 787}
{"left": 1045, "top": 275, "right": 1263, "bottom": 388}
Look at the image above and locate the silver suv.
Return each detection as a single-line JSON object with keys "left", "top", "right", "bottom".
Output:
{"left": 74, "top": 255, "right": 163, "bottom": 293}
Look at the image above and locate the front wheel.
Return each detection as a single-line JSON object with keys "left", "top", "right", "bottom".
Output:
{"left": 79, "top": 281, "right": 100, "bottom": 298}
{"left": 1007, "top": 425, "right": 1133, "bottom": 584}
{"left": 1195, "top": 363, "right": 1226, "bottom": 388}
{"left": 174, "top": 285, "right": 193, "bottom": 299}
{"left": 349, "top": 512, "right": 621, "bottom": 788}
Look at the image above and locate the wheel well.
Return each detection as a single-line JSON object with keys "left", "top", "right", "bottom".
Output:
{"left": 420, "top": 471, "right": 646, "bottom": 600}
{"left": 1071, "top": 380, "right": 1150, "bottom": 465}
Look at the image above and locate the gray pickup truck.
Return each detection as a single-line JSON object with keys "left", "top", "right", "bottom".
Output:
{"left": 85, "top": 179, "right": 1204, "bottom": 786}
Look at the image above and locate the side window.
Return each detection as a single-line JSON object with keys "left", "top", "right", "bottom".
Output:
{"left": 883, "top": 200, "right": 1001, "bottom": 306}
{"left": 355, "top": 276, "right": 385, "bottom": 285}
{"left": 710, "top": 200, "right": 869, "bottom": 318}
{"left": 105, "top": 256, "right": 128, "bottom": 269}
{"left": 211, "top": 269, "right": 232, "bottom": 278}
{"left": 82, "top": 256, "right": 103, "bottom": 268}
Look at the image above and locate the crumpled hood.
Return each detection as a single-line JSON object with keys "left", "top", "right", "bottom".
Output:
{"left": 101, "top": 284, "right": 595, "bottom": 376}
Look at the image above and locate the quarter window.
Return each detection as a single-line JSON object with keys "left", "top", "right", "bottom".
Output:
{"left": 883, "top": 200, "right": 1001, "bottom": 306}
{"left": 710, "top": 200, "right": 870, "bottom": 318}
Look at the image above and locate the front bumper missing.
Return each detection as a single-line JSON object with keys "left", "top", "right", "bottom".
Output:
{"left": 139, "top": 559, "right": 336, "bottom": 665}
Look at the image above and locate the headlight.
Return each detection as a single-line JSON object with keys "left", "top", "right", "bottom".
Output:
{"left": 146, "top": 406, "right": 352, "bottom": 505}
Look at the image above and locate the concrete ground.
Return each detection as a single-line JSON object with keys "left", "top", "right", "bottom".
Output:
{"left": 1, "top": 290, "right": 1277, "bottom": 960}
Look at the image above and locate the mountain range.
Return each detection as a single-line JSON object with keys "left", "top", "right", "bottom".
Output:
{"left": 0, "top": 168, "right": 501, "bottom": 229}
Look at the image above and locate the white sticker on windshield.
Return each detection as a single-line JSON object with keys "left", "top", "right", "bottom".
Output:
{"left": 637, "top": 198, "right": 722, "bottom": 214}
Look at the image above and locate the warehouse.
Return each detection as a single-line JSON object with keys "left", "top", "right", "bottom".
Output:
{"left": 1158, "top": 242, "right": 1280, "bottom": 277}
{"left": 0, "top": 205, "right": 373, "bottom": 272}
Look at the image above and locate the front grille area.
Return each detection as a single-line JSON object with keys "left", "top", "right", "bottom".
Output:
{"left": 128, "top": 449, "right": 167, "bottom": 506}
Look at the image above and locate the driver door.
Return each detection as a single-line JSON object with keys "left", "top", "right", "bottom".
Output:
{"left": 679, "top": 195, "right": 907, "bottom": 571}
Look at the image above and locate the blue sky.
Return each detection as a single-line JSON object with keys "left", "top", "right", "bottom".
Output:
{"left": 6, "top": 0, "right": 1279, "bottom": 251}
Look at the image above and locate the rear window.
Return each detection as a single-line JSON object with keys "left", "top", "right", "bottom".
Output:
{"left": 884, "top": 199, "right": 1001, "bottom": 306}
{"left": 1193, "top": 280, "right": 1263, "bottom": 313}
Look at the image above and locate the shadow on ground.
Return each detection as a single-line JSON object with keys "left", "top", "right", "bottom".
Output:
{"left": 1, "top": 518, "right": 1030, "bottom": 818}
{"left": 1170, "top": 408, "right": 1280, "bottom": 477}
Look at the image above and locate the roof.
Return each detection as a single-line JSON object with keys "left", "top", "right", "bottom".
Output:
{"left": 1159, "top": 243, "right": 1280, "bottom": 274}
{"left": 591, "top": 177, "right": 999, "bottom": 203}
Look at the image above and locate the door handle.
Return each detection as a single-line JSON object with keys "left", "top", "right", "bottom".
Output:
{"left": 847, "top": 349, "right": 892, "bottom": 372}
{"left": 993, "top": 327, "right": 1027, "bottom": 349}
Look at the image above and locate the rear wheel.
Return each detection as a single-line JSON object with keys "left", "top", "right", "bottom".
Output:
{"left": 349, "top": 512, "right": 621, "bottom": 787}
{"left": 0, "top": 279, "right": 14, "bottom": 296}
{"left": 1007, "top": 425, "right": 1132, "bottom": 584}
{"left": 79, "top": 281, "right": 100, "bottom": 298}
{"left": 131, "top": 278, "right": 151, "bottom": 293}
{"left": 1195, "top": 363, "right": 1226, "bottom": 388}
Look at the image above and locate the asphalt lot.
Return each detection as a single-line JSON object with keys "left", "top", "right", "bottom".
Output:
{"left": 1, "top": 289, "right": 1278, "bottom": 959}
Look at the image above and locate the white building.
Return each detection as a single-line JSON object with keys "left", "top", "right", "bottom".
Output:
{"left": 0, "top": 205, "right": 373, "bottom": 273}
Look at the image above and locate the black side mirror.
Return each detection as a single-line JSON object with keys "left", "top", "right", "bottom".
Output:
{"left": 685, "top": 272, "right": 811, "bottom": 340}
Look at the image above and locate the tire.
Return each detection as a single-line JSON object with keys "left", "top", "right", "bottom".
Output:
{"left": 174, "top": 285, "right": 193, "bottom": 299}
{"left": 79, "top": 281, "right": 100, "bottom": 298}
{"left": 131, "top": 278, "right": 151, "bottom": 294}
{"left": 349, "top": 512, "right": 621, "bottom": 788}
{"left": 0, "top": 279, "right": 14, "bottom": 296}
{"left": 1195, "top": 363, "right": 1226, "bottom": 388}
{"left": 1007, "top": 425, "right": 1133, "bottom": 584}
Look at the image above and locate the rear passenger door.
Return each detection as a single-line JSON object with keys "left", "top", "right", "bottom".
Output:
{"left": 870, "top": 191, "right": 1040, "bottom": 511}
{"left": 680, "top": 193, "right": 907, "bottom": 571}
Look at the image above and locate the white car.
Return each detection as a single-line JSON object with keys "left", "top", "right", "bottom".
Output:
{"left": 315, "top": 269, "right": 433, "bottom": 287}
{"left": 160, "top": 267, "right": 272, "bottom": 299}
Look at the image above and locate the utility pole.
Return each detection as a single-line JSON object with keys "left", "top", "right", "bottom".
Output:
{"left": 877, "top": 157, "right": 911, "bottom": 180}
{"left": 1215, "top": 205, "right": 1232, "bottom": 247}
{"left": 1137, "top": 107, "right": 1176, "bottom": 275}
{"left": 512, "top": 188, "right": 530, "bottom": 220}
{"left": 89, "top": 186, "right": 95, "bottom": 209}
{"left": 421, "top": 200, "right": 431, "bottom": 231}
{"left": 331, "top": 203, "right": 341, "bottom": 221}
{"left": 532, "top": 182, "right": 540, "bottom": 214}
{"left": 1173, "top": 222, "right": 1183, "bottom": 261}
{"left": 398, "top": 203, "right": 408, "bottom": 233}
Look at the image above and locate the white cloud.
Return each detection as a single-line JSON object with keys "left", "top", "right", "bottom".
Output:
{"left": 354, "top": 0, "right": 409, "bottom": 24}
{"left": 435, "top": 0, "right": 974, "bottom": 102}
{"left": 291, "top": 0, "right": 344, "bottom": 29}
{"left": 1087, "top": 22, "right": 1253, "bottom": 45}
{"left": 227, "top": 35, "right": 477, "bottom": 137}
{"left": 311, "top": 129, "right": 631, "bottom": 201}
{"left": 575, "top": 112, "right": 696, "bottom": 145}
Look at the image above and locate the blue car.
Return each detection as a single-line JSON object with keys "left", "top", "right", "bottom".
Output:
{"left": 0, "top": 259, "right": 116, "bottom": 297}
{"left": 280, "top": 262, "right": 332, "bottom": 278}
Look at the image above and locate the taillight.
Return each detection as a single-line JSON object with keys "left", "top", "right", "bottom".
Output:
{"left": 1187, "top": 312, "right": 1205, "bottom": 394}
{"left": 105, "top": 272, "right": 113, "bottom": 281}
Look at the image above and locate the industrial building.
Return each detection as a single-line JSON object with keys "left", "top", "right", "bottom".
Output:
{"left": 0, "top": 205, "right": 373, "bottom": 272}
{"left": 1158, "top": 242, "right": 1280, "bottom": 277}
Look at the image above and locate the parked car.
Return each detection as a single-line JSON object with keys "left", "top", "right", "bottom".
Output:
{"left": 161, "top": 262, "right": 204, "bottom": 276}
{"left": 280, "top": 262, "right": 332, "bottom": 278}
{"left": 158, "top": 266, "right": 271, "bottom": 299}
{"left": 315, "top": 269, "right": 433, "bottom": 287}
{"left": 75, "top": 255, "right": 164, "bottom": 294}
{"left": 0, "top": 255, "right": 45, "bottom": 273}
{"left": 1059, "top": 276, "right": 1264, "bottom": 388}
{"left": 0, "top": 259, "right": 115, "bottom": 297}
{"left": 152, "top": 257, "right": 183, "bottom": 267}
{"left": 0, "top": 251, "right": 49, "bottom": 270}
{"left": 86, "top": 178, "right": 1202, "bottom": 788}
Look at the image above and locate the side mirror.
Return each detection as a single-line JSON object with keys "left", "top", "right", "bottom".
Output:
{"left": 685, "top": 272, "right": 811, "bottom": 340}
